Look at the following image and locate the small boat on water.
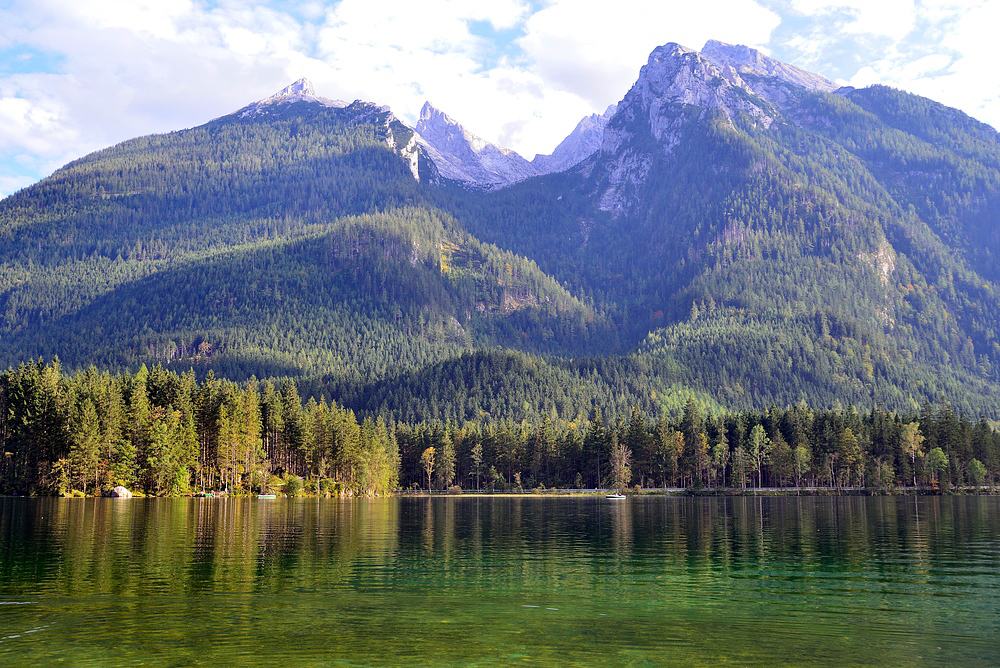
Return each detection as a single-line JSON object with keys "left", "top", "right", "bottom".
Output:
{"left": 257, "top": 493, "right": 277, "bottom": 499}
{"left": 606, "top": 492, "right": 626, "bottom": 499}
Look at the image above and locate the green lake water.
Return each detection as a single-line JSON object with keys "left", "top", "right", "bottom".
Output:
{"left": 1, "top": 495, "right": 998, "bottom": 666}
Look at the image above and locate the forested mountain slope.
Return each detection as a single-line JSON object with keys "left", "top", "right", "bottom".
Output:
{"left": 0, "top": 92, "right": 608, "bottom": 393}
{"left": 3, "top": 41, "right": 1000, "bottom": 420}
{"left": 431, "top": 42, "right": 1000, "bottom": 416}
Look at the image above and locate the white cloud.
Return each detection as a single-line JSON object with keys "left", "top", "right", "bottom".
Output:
{"left": 906, "top": 1, "right": 1000, "bottom": 128}
{"left": 0, "top": 1, "right": 303, "bottom": 194}
{"left": 809, "top": 0, "right": 1000, "bottom": 130}
{"left": 790, "top": 0, "right": 917, "bottom": 41}
{"left": 308, "top": 0, "right": 555, "bottom": 153}
{"left": 91, "top": 0, "right": 194, "bottom": 36}
{"left": 318, "top": 0, "right": 527, "bottom": 56}
{"left": 899, "top": 53, "right": 953, "bottom": 79}
{"left": 0, "top": 93, "right": 71, "bottom": 154}
{"left": 845, "top": 65, "right": 881, "bottom": 89}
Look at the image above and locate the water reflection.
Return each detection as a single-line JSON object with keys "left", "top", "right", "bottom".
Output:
{"left": 1, "top": 496, "right": 998, "bottom": 665}
{"left": 3, "top": 497, "right": 999, "bottom": 589}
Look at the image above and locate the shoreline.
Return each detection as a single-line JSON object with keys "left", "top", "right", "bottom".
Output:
{"left": 15, "top": 485, "right": 1000, "bottom": 499}
{"left": 379, "top": 486, "right": 1000, "bottom": 498}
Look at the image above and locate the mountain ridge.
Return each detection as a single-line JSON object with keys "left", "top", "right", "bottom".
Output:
{"left": 414, "top": 101, "right": 540, "bottom": 188}
{"left": 3, "top": 40, "right": 1000, "bottom": 419}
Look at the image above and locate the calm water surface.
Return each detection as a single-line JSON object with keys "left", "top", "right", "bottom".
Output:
{"left": 0, "top": 496, "right": 998, "bottom": 666}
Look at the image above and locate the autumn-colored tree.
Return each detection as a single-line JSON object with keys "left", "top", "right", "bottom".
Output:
{"left": 900, "top": 422, "right": 925, "bottom": 487}
{"left": 609, "top": 437, "right": 632, "bottom": 493}
{"left": 421, "top": 447, "right": 435, "bottom": 492}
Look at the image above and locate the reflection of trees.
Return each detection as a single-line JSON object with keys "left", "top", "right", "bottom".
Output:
{"left": 2, "top": 498, "right": 402, "bottom": 600}
{"left": 609, "top": 496, "right": 633, "bottom": 554}
{"left": 3, "top": 496, "right": 997, "bottom": 607}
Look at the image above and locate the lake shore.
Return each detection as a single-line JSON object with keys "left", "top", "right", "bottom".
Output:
{"left": 42, "top": 484, "right": 1000, "bottom": 499}
{"left": 394, "top": 485, "right": 1000, "bottom": 497}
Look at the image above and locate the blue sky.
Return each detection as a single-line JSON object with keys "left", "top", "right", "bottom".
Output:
{"left": 0, "top": 0, "right": 997, "bottom": 197}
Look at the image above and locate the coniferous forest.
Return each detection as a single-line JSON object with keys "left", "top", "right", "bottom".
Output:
{"left": 4, "top": 50, "right": 1000, "bottom": 498}
{"left": 2, "top": 360, "right": 997, "bottom": 496}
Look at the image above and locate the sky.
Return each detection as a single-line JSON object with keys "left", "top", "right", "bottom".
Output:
{"left": 0, "top": 0, "right": 997, "bottom": 197}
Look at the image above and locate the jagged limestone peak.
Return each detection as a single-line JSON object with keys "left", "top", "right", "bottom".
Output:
{"left": 415, "top": 101, "right": 538, "bottom": 188}
{"left": 701, "top": 40, "right": 839, "bottom": 93}
{"left": 532, "top": 103, "right": 618, "bottom": 174}
{"left": 274, "top": 77, "right": 316, "bottom": 98}
{"left": 237, "top": 78, "right": 348, "bottom": 118}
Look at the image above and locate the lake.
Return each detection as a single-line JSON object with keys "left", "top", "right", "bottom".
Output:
{"left": 1, "top": 495, "right": 998, "bottom": 665}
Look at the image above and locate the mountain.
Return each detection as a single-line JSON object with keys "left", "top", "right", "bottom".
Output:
{"left": 415, "top": 100, "right": 617, "bottom": 188}
{"left": 415, "top": 102, "right": 539, "bottom": 188}
{"left": 700, "top": 39, "right": 839, "bottom": 93}
{"left": 3, "top": 42, "right": 1000, "bottom": 420}
{"left": 236, "top": 78, "right": 349, "bottom": 118}
{"left": 0, "top": 83, "right": 607, "bottom": 396}
{"left": 592, "top": 41, "right": 788, "bottom": 215}
{"left": 435, "top": 39, "right": 1000, "bottom": 415}
{"left": 531, "top": 104, "right": 617, "bottom": 174}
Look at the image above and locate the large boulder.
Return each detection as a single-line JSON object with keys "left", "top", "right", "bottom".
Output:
{"left": 111, "top": 486, "right": 132, "bottom": 498}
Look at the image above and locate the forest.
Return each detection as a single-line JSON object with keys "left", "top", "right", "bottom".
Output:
{"left": 2, "top": 360, "right": 996, "bottom": 497}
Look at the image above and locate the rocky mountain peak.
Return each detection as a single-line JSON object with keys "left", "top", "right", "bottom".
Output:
{"left": 415, "top": 102, "right": 539, "bottom": 188}
{"left": 237, "top": 78, "right": 348, "bottom": 119}
{"left": 532, "top": 103, "right": 618, "bottom": 174}
{"left": 628, "top": 41, "right": 768, "bottom": 124}
{"left": 276, "top": 78, "right": 316, "bottom": 98}
{"left": 417, "top": 102, "right": 491, "bottom": 154}
{"left": 649, "top": 42, "right": 698, "bottom": 60}
{"left": 595, "top": 41, "right": 776, "bottom": 213}
{"left": 419, "top": 101, "right": 453, "bottom": 125}
{"left": 701, "top": 40, "right": 839, "bottom": 93}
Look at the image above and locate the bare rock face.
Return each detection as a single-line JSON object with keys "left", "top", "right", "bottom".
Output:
{"left": 111, "top": 486, "right": 132, "bottom": 498}
{"left": 532, "top": 104, "right": 617, "bottom": 174}
{"left": 595, "top": 42, "right": 773, "bottom": 214}
{"left": 592, "top": 40, "right": 842, "bottom": 215}
{"left": 416, "top": 101, "right": 622, "bottom": 189}
{"left": 701, "top": 40, "right": 839, "bottom": 94}
{"left": 236, "top": 78, "right": 349, "bottom": 119}
{"left": 602, "top": 42, "right": 776, "bottom": 153}
{"left": 415, "top": 102, "right": 540, "bottom": 189}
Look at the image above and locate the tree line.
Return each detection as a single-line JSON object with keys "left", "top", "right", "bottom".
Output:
{"left": 2, "top": 360, "right": 997, "bottom": 496}
{"left": 0, "top": 360, "right": 397, "bottom": 497}
{"left": 395, "top": 398, "right": 998, "bottom": 493}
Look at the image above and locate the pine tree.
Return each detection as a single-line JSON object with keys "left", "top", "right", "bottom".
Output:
{"left": 69, "top": 398, "right": 101, "bottom": 493}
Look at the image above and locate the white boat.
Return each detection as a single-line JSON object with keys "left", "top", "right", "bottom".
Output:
{"left": 606, "top": 493, "right": 626, "bottom": 499}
